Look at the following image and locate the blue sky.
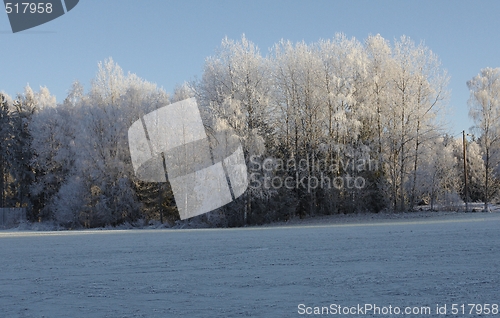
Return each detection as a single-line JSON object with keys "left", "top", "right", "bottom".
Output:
{"left": 1, "top": 0, "right": 500, "bottom": 135}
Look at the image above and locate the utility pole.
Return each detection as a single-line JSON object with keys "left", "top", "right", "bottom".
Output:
{"left": 463, "top": 131, "right": 468, "bottom": 212}
{"left": 160, "top": 153, "right": 168, "bottom": 224}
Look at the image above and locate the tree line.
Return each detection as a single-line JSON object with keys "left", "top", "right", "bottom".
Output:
{"left": 0, "top": 34, "right": 498, "bottom": 228}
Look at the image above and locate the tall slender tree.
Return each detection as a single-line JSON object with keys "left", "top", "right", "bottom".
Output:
{"left": 467, "top": 67, "right": 500, "bottom": 211}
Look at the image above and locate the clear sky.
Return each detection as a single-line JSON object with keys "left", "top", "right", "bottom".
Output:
{"left": 1, "top": 0, "right": 500, "bottom": 136}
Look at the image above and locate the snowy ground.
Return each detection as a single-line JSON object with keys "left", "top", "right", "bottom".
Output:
{"left": 1, "top": 211, "right": 500, "bottom": 317}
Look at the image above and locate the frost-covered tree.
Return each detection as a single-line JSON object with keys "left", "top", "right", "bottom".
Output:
{"left": 29, "top": 59, "right": 170, "bottom": 227}
{"left": 380, "top": 36, "right": 447, "bottom": 211}
{"left": 197, "top": 35, "right": 270, "bottom": 224}
{"left": 271, "top": 39, "right": 324, "bottom": 216}
{"left": 70, "top": 58, "right": 169, "bottom": 226}
{"left": 29, "top": 86, "right": 72, "bottom": 220}
{"left": 0, "top": 93, "right": 14, "bottom": 208}
{"left": 6, "top": 86, "right": 38, "bottom": 217}
{"left": 416, "top": 136, "right": 461, "bottom": 210}
{"left": 467, "top": 68, "right": 500, "bottom": 211}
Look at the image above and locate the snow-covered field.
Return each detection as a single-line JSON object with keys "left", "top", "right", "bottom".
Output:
{"left": 1, "top": 212, "right": 500, "bottom": 317}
